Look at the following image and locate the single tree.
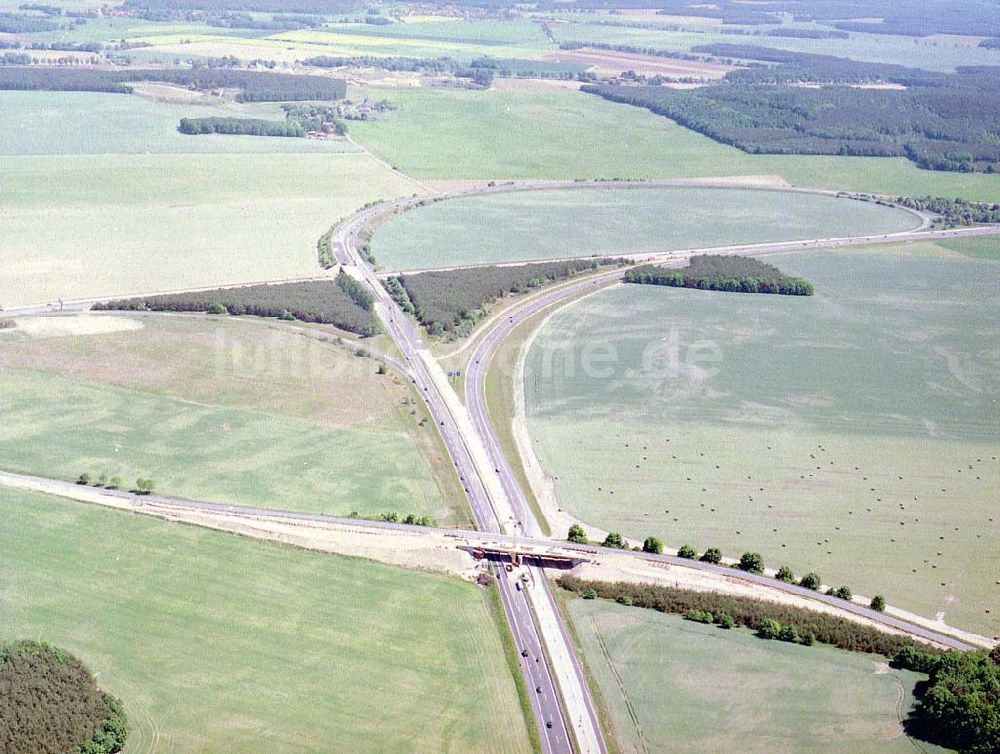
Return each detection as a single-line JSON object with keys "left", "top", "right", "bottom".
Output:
{"left": 582, "top": 588, "right": 598, "bottom": 600}
{"left": 567, "top": 524, "right": 588, "bottom": 544}
{"left": 799, "top": 572, "right": 822, "bottom": 591}
{"left": 642, "top": 536, "right": 663, "bottom": 554}
{"left": 739, "top": 551, "right": 765, "bottom": 574}
{"left": 833, "top": 585, "right": 853, "bottom": 601}
{"left": 677, "top": 544, "right": 698, "bottom": 559}
{"left": 757, "top": 619, "right": 781, "bottom": 640}
{"left": 778, "top": 624, "right": 800, "bottom": 643}
{"left": 716, "top": 614, "right": 735, "bottom": 630}
{"left": 870, "top": 595, "right": 886, "bottom": 612}
{"left": 775, "top": 565, "right": 795, "bottom": 583}
{"left": 77, "top": 472, "right": 91, "bottom": 485}
{"left": 700, "top": 547, "right": 722, "bottom": 564}
{"left": 602, "top": 532, "right": 626, "bottom": 549}
{"left": 206, "top": 302, "right": 227, "bottom": 315}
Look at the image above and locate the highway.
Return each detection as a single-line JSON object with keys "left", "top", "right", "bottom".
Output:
{"left": 332, "top": 195, "right": 600, "bottom": 753}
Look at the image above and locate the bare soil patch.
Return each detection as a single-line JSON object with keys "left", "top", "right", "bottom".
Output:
{"left": 542, "top": 48, "right": 736, "bottom": 78}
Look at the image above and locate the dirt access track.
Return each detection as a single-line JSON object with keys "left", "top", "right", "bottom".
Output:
{"left": 541, "top": 48, "right": 738, "bottom": 79}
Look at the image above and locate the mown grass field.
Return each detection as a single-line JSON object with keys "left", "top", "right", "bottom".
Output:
{"left": 348, "top": 86, "right": 1000, "bottom": 201}
{"left": 0, "top": 316, "right": 463, "bottom": 522}
{"left": 1, "top": 152, "right": 418, "bottom": 306}
{"left": 524, "top": 245, "right": 1000, "bottom": 634}
{"left": 564, "top": 597, "right": 936, "bottom": 753}
{"left": 371, "top": 187, "right": 920, "bottom": 270}
{"left": 0, "top": 488, "right": 531, "bottom": 753}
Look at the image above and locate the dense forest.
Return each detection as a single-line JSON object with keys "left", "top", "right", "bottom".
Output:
{"left": 625, "top": 256, "right": 814, "bottom": 296}
{"left": 893, "top": 647, "right": 1000, "bottom": 754}
{"left": 0, "top": 66, "right": 346, "bottom": 101}
{"left": 94, "top": 280, "right": 381, "bottom": 336}
{"left": 584, "top": 47, "right": 1000, "bottom": 172}
{"left": 558, "top": 576, "right": 932, "bottom": 658}
{"left": 393, "top": 259, "right": 623, "bottom": 337}
{"left": 0, "top": 640, "right": 128, "bottom": 754}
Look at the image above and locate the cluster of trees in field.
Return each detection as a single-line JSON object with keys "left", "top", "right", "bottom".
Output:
{"left": 583, "top": 48, "right": 1000, "bottom": 172}
{"left": 0, "top": 640, "right": 128, "bottom": 754}
{"left": 624, "top": 256, "right": 814, "bottom": 296}
{"left": 391, "top": 258, "right": 624, "bottom": 338}
{"left": 0, "top": 10, "right": 60, "bottom": 33}
{"left": 559, "top": 575, "right": 931, "bottom": 658}
{"left": 179, "top": 105, "right": 357, "bottom": 140}
{"left": 892, "top": 646, "right": 1000, "bottom": 753}
{"left": 178, "top": 116, "right": 305, "bottom": 137}
{"left": 93, "top": 280, "right": 381, "bottom": 337}
{"left": 0, "top": 66, "right": 347, "bottom": 101}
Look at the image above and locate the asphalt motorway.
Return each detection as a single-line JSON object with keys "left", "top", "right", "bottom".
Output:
{"left": 335, "top": 203, "right": 589, "bottom": 753}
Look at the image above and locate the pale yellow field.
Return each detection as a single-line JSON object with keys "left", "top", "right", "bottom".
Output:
{"left": 1, "top": 153, "right": 421, "bottom": 306}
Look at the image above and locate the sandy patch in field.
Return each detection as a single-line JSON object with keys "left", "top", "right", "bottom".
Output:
{"left": 918, "top": 33, "right": 988, "bottom": 47}
{"left": 130, "top": 82, "right": 217, "bottom": 105}
{"left": 493, "top": 78, "right": 584, "bottom": 93}
{"left": 542, "top": 48, "right": 736, "bottom": 78}
{"left": 667, "top": 174, "right": 792, "bottom": 187}
{"left": 14, "top": 315, "right": 144, "bottom": 339}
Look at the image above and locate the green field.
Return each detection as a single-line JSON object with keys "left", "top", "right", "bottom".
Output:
{"left": 348, "top": 86, "right": 1000, "bottom": 201}
{"left": 938, "top": 235, "right": 1000, "bottom": 261}
{"left": 372, "top": 187, "right": 920, "bottom": 270}
{"left": 0, "top": 91, "right": 359, "bottom": 155}
{"left": 565, "top": 597, "right": 937, "bottom": 753}
{"left": 0, "top": 316, "right": 461, "bottom": 522}
{"left": 0, "top": 151, "right": 418, "bottom": 306}
{"left": 0, "top": 488, "right": 531, "bottom": 753}
{"left": 524, "top": 244, "right": 1000, "bottom": 634}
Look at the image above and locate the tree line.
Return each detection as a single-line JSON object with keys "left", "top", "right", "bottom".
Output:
{"left": 558, "top": 575, "right": 933, "bottom": 658}
{"left": 0, "top": 65, "right": 347, "bottom": 101}
{"left": 94, "top": 280, "right": 381, "bottom": 337}
{"left": 624, "top": 256, "right": 815, "bottom": 296}
{"left": 178, "top": 116, "right": 305, "bottom": 137}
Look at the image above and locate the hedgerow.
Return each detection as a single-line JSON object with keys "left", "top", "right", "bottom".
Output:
{"left": 558, "top": 575, "right": 936, "bottom": 658}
